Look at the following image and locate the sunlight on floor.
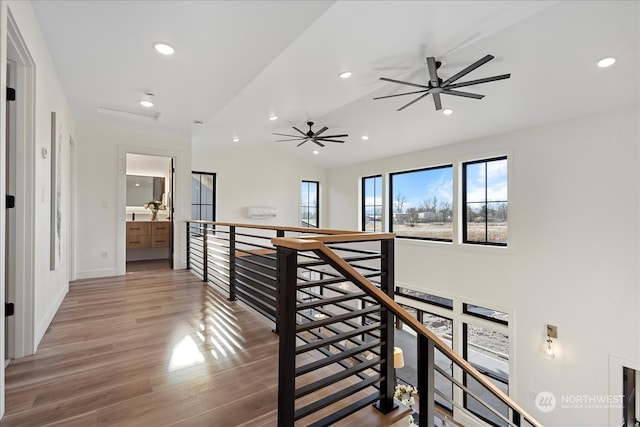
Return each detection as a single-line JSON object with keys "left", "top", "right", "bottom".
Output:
{"left": 168, "top": 335, "right": 205, "bottom": 371}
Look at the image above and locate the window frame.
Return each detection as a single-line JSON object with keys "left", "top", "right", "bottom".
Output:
{"left": 361, "top": 174, "right": 383, "bottom": 232}
{"left": 300, "top": 180, "right": 320, "bottom": 228}
{"left": 191, "top": 171, "right": 216, "bottom": 221}
{"left": 389, "top": 164, "right": 454, "bottom": 242}
{"left": 462, "top": 156, "right": 508, "bottom": 246}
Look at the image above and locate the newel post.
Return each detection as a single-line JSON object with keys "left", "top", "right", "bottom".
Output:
{"left": 417, "top": 335, "right": 435, "bottom": 427}
{"left": 228, "top": 226, "right": 237, "bottom": 301}
{"left": 202, "top": 223, "right": 208, "bottom": 282}
{"left": 276, "top": 245, "right": 297, "bottom": 427}
{"left": 375, "top": 238, "right": 396, "bottom": 413}
{"left": 185, "top": 222, "right": 190, "bottom": 270}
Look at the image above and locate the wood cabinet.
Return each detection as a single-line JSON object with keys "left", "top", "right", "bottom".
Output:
{"left": 126, "top": 222, "right": 170, "bottom": 249}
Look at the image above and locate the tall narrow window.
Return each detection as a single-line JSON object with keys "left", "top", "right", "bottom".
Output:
{"left": 362, "top": 175, "right": 382, "bottom": 231}
{"left": 301, "top": 180, "right": 319, "bottom": 228}
{"left": 191, "top": 171, "right": 216, "bottom": 221}
{"left": 463, "top": 157, "right": 508, "bottom": 245}
{"left": 389, "top": 165, "right": 453, "bottom": 241}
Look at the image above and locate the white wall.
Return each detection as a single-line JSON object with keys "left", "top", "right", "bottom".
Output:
{"left": 192, "top": 144, "right": 327, "bottom": 227}
{"left": 0, "top": 0, "right": 77, "bottom": 416}
{"left": 75, "top": 123, "right": 190, "bottom": 278}
{"left": 326, "top": 106, "right": 640, "bottom": 427}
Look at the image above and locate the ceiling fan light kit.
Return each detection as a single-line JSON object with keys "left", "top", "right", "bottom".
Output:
{"left": 374, "top": 54, "right": 511, "bottom": 112}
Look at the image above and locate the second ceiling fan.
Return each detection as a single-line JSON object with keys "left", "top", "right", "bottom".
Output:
{"left": 374, "top": 54, "right": 511, "bottom": 111}
{"left": 273, "top": 121, "right": 348, "bottom": 147}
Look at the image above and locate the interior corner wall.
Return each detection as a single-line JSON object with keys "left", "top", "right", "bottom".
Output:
{"left": 326, "top": 105, "right": 640, "bottom": 427}
{"left": 75, "top": 123, "right": 191, "bottom": 279}
{"left": 2, "top": 0, "right": 76, "bottom": 352}
{"left": 191, "top": 144, "right": 327, "bottom": 227}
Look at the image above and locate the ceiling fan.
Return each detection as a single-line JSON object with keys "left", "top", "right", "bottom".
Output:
{"left": 273, "top": 121, "right": 348, "bottom": 147}
{"left": 374, "top": 54, "right": 511, "bottom": 111}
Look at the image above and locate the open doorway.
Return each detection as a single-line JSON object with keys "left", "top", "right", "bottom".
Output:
{"left": 125, "top": 153, "right": 173, "bottom": 273}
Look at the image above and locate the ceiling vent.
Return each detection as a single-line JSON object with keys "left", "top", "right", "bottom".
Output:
{"left": 97, "top": 103, "right": 160, "bottom": 121}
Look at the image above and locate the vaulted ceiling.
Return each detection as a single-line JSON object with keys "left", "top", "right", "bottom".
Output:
{"left": 32, "top": 1, "right": 639, "bottom": 168}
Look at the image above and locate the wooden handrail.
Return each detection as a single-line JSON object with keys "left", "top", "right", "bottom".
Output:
{"left": 271, "top": 236, "right": 543, "bottom": 427}
{"left": 187, "top": 220, "right": 368, "bottom": 236}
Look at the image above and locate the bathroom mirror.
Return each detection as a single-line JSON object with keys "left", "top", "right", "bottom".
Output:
{"left": 126, "top": 175, "right": 165, "bottom": 206}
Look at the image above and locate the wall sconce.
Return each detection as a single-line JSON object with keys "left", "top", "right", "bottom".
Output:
{"left": 545, "top": 324, "right": 558, "bottom": 359}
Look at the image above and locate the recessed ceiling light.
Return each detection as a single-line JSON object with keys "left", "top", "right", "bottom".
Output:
{"left": 339, "top": 71, "right": 353, "bottom": 79}
{"left": 442, "top": 108, "right": 454, "bottom": 116}
{"left": 232, "top": 137, "right": 240, "bottom": 142}
{"left": 312, "top": 150, "right": 319, "bottom": 155}
{"left": 268, "top": 115, "right": 278, "bottom": 121}
{"left": 361, "top": 135, "right": 369, "bottom": 140}
{"left": 597, "top": 57, "right": 616, "bottom": 68}
{"left": 139, "top": 100, "right": 154, "bottom": 108}
{"left": 154, "top": 42, "right": 175, "bottom": 56}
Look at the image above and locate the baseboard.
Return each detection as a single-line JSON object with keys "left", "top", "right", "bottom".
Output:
{"left": 75, "top": 268, "right": 120, "bottom": 280}
{"left": 35, "top": 282, "right": 68, "bottom": 347}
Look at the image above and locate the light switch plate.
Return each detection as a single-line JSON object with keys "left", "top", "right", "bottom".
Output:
{"left": 41, "top": 147, "right": 48, "bottom": 159}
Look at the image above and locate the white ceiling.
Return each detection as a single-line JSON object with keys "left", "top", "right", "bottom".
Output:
{"left": 32, "top": 1, "right": 639, "bottom": 169}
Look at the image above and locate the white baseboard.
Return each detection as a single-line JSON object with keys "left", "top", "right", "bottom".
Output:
{"left": 75, "top": 268, "right": 120, "bottom": 280}
{"left": 35, "top": 282, "right": 68, "bottom": 348}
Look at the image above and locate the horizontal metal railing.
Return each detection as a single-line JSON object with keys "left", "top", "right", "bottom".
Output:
{"left": 185, "top": 222, "right": 542, "bottom": 427}
{"left": 272, "top": 236, "right": 543, "bottom": 427}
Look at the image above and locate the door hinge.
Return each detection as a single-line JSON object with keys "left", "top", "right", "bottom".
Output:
{"left": 6, "top": 194, "right": 15, "bottom": 209}
{"left": 6, "top": 87, "right": 16, "bottom": 101}
{"left": 5, "top": 303, "right": 14, "bottom": 317}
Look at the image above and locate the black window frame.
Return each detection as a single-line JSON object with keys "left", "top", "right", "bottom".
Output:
{"left": 301, "top": 180, "right": 320, "bottom": 228}
{"left": 389, "top": 164, "right": 454, "bottom": 242}
{"left": 395, "top": 286, "right": 454, "bottom": 310}
{"left": 361, "top": 174, "right": 383, "bottom": 232}
{"left": 462, "top": 156, "right": 508, "bottom": 246}
{"left": 191, "top": 171, "right": 216, "bottom": 222}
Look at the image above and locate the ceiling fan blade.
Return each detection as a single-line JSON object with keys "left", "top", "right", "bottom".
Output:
{"left": 276, "top": 138, "right": 305, "bottom": 142}
{"left": 296, "top": 140, "right": 309, "bottom": 147}
{"left": 273, "top": 132, "right": 303, "bottom": 138}
{"left": 318, "top": 134, "right": 349, "bottom": 139}
{"left": 292, "top": 126, "right": 308, "bottom": 137}
{"left": 313, "top": 140, "right": 325, "bottom": 147}
{"left": 426, "top": 57, "right": 440, "bottom": 87}
{"left": 313, "top": 126, "right": 328, "bottom": 137}
{"left": 317, "top": 139, "right": 345, "bottom": 143}
{"left": 442, "top": 54, "right": 494, "bottom": 85}
{"left": 446, "top": 74, "right": 511, "bottom": 89}
{"left": 442, "top": 89, "right": 485, "bottom": 99}
{"left": 397, "top": 92, "right": 431, "bottom": 111}
{"left": 373, "top": 89, "right": 429, "bottom": 100}
{"left": 433, "top": 93, "right": 442, "bottom": 110}
{"left": 380, "top": 77, "right": 430, "bottom": 90}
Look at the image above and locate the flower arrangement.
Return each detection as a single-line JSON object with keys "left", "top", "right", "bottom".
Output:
{"left": 144, "top": 200, "right": 166, "bottom": 211}
{"left": 394, "top": 384, "right": 418, "bottom": 425}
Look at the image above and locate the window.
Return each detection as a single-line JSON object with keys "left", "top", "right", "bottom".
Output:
{"left": 362, "top": 175, "right": 382, "bottom": 231}
{"left": 463, "top": 323, "right": 510, "bottom": 426}
{"left": 396, "top": 287, "right": 453, "bottom": 310}
{"left": 301, "top": 180, "right": 319, "bottom": 228}
{"left": 463, "top": 157, "right": 507, "bottom": 245}
{"left": 191, "top": 171, "right": 216, "bottom": 221}
{"left": 389, "top": 166, "right": 453, "bottom": 240}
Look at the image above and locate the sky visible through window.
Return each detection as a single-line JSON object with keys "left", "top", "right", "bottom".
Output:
{"left": 392, "top": 167, "right": 453, "bottom": 211}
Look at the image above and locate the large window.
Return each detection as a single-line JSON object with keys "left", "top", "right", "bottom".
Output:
{"left": 301, "top": 180, "right": 319, "bottom": 228}
{"left": 389, "top": 165, "right": 453, "bottom": 240}
{"left": 191, "top": 171, "right": 216, "bottom": 221}
{"left": 362, "top": 175, "right": 382, "bottom": 231}
{"left": 463, "top": 157, "right": 508, "bottom": 245}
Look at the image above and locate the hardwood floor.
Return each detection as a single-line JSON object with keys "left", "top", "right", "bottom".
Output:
{"left": 1, "top": 268, "right": 409, "bottom": 426}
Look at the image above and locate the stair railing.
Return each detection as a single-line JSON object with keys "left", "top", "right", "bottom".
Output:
{"left": 272, "top": 235, "right": 543, "bottom": 427}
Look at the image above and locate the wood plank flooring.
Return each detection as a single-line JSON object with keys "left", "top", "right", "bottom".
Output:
{"left": 1, "top": 267, "right": 409, "bottom": 426}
